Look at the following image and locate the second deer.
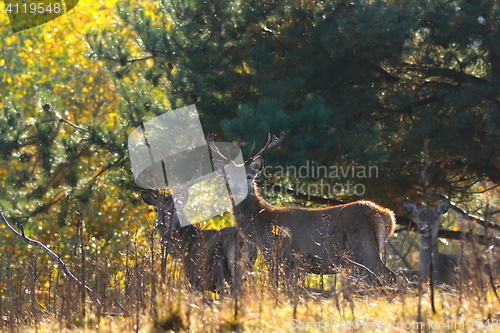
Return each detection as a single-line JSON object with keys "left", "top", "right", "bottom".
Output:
{"left": 207, "top": 133, "right": 397, "bottom": 284}
{"left": 142, "top": 189, "right": 257, "bottom": 298}
{"left": 403, "top": 200, "right": 470, "bottom": 285}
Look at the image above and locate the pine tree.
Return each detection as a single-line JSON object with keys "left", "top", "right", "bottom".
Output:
{"left": 88, "top": 0, "right": 500, "bottom": 207}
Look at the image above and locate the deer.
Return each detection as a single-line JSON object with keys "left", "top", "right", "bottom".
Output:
{"left": 141, "top": 170, "right": 257, "bottom": 298}
{"left": 206, "top": 132, "right": 397, "bottom": 284}
{"left": 402, "top": 199, "right": 500, "bottom": 286}
{"left": 402, "top": 200, "right": 470, "bottom": 285}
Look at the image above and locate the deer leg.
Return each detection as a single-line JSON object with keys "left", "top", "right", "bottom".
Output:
{"left": 213, "top": 241, "right": 232, "bottom": 299}
{"left": 226, "top": 239, "right": 241, "bottom": 296}
{"left": 348, "top": 227, "right": 395, "bottom": 284}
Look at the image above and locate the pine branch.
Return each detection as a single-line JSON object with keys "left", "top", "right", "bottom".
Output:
{"left": 401, "top": 63, "right": 489, "bottom": 86}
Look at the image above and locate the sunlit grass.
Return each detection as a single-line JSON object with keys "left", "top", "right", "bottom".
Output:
{"left": 3, "top": 210, "right": 500, "bottom": 332}
{"left": 13, "top": 279, "right": 500, "bottom": 332}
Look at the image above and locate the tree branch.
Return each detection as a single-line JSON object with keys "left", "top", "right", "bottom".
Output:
{"left": 0, "top": 210, "right": 102, "bottom": 309}
{"left": 394, "top": 217, "right": 500, "bottom": 247}
{"left": 59, "top": 118, "right": 89, "bottom": 132}
{"left": 402, "top": 63, "right": 489, "bottom": 86}
{"left": 446, "top": 199, "right": 500, "bottom": 232}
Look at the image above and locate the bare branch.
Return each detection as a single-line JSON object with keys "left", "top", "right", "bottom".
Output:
{"left": 342, "top": 256, "right": 384, "bottom": 286}
{"left": 0, "top": 210, "right": 102, "bottom": 309}
{"left": 58, "top": 118, "right": 89, "bottom": 132}
{"left": 447, "top": 199, "right": 500, "bottom": 231}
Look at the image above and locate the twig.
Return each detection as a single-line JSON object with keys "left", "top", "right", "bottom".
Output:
{"left": 0, "top": 210, "right": 102, "bottom": 309}
{"left": 58, "top": 118, "right": 89, "bottom": 132}
{"left": 342, "top": 256, "right": 384, "bottom": 286}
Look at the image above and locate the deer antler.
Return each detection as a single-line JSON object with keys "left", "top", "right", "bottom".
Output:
{"left": 206, "top": 133, "right": 232, "bottom": 164}
{"left": 247, "top": 142, "right": 256, "bottom": 160}
{"left": 250, "top": 132, "right": 285, "bottom": 160}
{"left": 207, "top": 132, "right": 285, "bottom": 162}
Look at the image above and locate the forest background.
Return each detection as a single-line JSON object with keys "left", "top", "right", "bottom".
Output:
{"left": 1, "top": 0, "right": 500, "bottom": 331}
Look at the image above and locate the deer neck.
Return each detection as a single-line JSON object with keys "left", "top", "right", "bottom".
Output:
{"left": 163, "top": 224, "right": 198, "bottom": 258}
{"left": 232, "top": 182, "right": 273, "bottom": 241}
{"left": 418, "top": 218, "right": 440, "bottom": 280}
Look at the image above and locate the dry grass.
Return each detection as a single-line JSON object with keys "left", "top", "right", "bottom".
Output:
{"left": 2, "top": 217, "right": 500, "bottom": 333}
{"left": 13, "top": 286, "right": 500, "bottom": 332}
{"left": 5, "top": 259, "right": 500, "bottom": 333}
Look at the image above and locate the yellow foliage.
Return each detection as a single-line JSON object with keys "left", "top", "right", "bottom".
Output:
{"left": 0, "top": 0, "right": 175, "bottom": 310}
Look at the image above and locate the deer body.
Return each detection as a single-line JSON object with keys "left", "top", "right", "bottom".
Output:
{"left": 402, "top": 200, "right": 500, "bottom": 285}
{"left": 208, "top": 133, "right": 396, "bottom": 282}
{"left": 142, "top": 191, "right": 257, "bottom": 297}
{"left": 233, "top": 181, "right": 396, "bottom": 278}
{"left": 402, "top": 252, "right": 470, "bottom": 285}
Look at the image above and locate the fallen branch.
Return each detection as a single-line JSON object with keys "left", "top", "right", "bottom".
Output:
{"left": 0, "top": 210, "right": 102, "bottom": 309}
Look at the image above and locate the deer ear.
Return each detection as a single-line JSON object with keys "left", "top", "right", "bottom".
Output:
{"left": 141, "top": 191, "right": 157, "bottom": 206}
{"left": 436, "top": 200, "right": 450, "bottom": 215}
{"left": 248, "top": 157, "right": 264, "bottom": 175}
{"left": 402, "top": 199, "right": 419, "bottom": 215}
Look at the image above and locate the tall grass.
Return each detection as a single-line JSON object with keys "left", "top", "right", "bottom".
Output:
{"left": 1, "top": 213, "right": 499, "bottom": 333}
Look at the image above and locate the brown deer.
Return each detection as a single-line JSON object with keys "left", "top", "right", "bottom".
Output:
{"left": 402, "top": 200, "right": 470, "bottom": 285}
{"left": 402, "top": 200, "right": 500, "bottom": 285}
{"left": 207, "top": 133, "right": 397, "bottom": 284}
{"left": 142, "top": 189, "right": 257, "bottom": 298}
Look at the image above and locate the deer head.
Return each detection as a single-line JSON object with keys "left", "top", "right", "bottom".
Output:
{"left": 207, "top": 132, "right": 285, "bottom": 202}
{"left": 402, "top": 200, "right": 449, "bottom": 236}
{"left": 141, "top": 162, "right": 209, "bottom": 246}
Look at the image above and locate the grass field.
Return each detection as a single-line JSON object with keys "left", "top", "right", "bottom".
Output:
{"left": 4, "top": 260, "right": 500, "bottom": 333}
{"left": 2, "top": 212, "right": 499, "bottom": 332}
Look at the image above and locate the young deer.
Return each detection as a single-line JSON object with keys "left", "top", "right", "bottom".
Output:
{"left": 207, "top": 133, "right": 397, "bottom": 284}
{"left": 402, "top": 199, "right": 480, "bottom": 285}
{"left": 142, "top": 190, "right": 257, "bottom": 297}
